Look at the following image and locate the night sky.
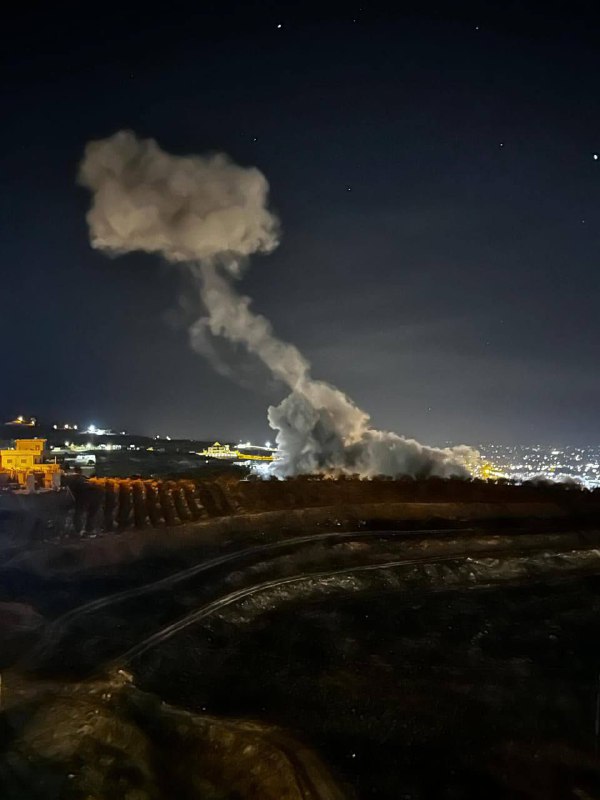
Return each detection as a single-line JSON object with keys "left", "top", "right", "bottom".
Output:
{"left": 2, "top": 2, "right": 599, "bottom": 446}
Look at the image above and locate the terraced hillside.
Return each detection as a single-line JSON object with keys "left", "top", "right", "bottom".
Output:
{"left": 66, "top": 474, "right": 600, "bottom": 533}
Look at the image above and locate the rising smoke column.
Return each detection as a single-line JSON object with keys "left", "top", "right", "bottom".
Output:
{"left": 78, "top": 130, "right": 477, "bottom": 478}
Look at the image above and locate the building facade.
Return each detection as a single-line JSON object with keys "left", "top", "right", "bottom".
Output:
{"left": 0, "top": 439, "right": 61, "bottom": 489}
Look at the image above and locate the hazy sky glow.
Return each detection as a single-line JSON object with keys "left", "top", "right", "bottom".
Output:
{"left": 1, "top": 3, "right": 598, "bottom": 446}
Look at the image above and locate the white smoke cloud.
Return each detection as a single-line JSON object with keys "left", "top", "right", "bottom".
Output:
{"left": 190, "top": 261, "right": 310, "bottom": 387}
{"left": 78, "top": 130, "right": 279, "bottom": 263}
{"left": 79, "top": 130, "right": 478, "bottom": 479}
{"left": 268, "top": 384, "right": 474, "bottom": 478}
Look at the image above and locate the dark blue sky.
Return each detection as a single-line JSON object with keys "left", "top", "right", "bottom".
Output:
{"left": 1, "top": 2, "right": 599, "bottom": 445}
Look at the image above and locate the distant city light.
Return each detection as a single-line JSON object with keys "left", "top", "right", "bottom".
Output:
{"left": 85, "top": 423, "right": 110, "bottom": 435}
{"left": 476, "top": 443, "right": 600, "bottom": 489}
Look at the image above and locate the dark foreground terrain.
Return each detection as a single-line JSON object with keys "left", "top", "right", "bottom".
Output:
{"left": 1, "top": 480, "right": 600, "bottom": 798}
{"left": 139, "top": 575, "right": 600, "bottom": 799}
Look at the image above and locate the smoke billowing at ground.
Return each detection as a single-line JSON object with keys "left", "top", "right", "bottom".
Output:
{"left": 79, "top": 130, "right": 477, "bottom": 478}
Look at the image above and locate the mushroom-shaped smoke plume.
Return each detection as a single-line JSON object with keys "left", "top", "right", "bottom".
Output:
{"left": 79, "top": 130, "right": 478, "bottom": 479}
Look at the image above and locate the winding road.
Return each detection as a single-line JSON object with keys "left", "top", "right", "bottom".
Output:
{"left": 38, "top": 527, "right": 474, "bottom": 648}
{"left": 115, "top": 545, "right": 600, "bottom": 666}
{"left": 31, "top": 526, "right": 600, "bottom": 677}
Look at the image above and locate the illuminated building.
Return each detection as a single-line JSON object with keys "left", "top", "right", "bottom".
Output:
{"left": 0, "top": 439, "right": 61, "bottom": 489}
{"left": 200, "top": 441, "right": 277, "bottom": 462}
{"left": 200, "top": 442, "right": 238, "bottom": 459}
{"left": 235, "top": 449, "right": 275, "bottom": 462}
{"left": 4, "top": 415, "right": 36, "bottom": 427}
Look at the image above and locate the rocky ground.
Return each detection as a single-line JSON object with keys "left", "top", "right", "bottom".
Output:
{"left": 4, "top": 553, "right": 600, "bottom": 799}
{"left": 0, "top": 671, "right": 344, "bottom": 800}
{"left": 1, "top": 482, "right": 600, "bottom": 798}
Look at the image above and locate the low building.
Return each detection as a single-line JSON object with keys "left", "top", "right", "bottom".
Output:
{"left": 200, "top": 442, "right": 238, "bottom": 459}
{"left": 235, "top": 449, "right": 275, "bottom": 462}
{"left": 0, "top": 439, "right": 61, "bottom": 489}
{"left": 4, "top": 415, "right": 36, "bottom": 427}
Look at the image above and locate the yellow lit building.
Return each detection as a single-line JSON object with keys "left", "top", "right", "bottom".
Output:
{"left": 200, "top": 442, "right": 238, "bottom": 459}
{"left": 0, "top": 439, "right": 61, "bottom": 489}
{"left": 199, "top": 442, "right": 276, "bottom": 462}
{"left": 4, "top": 415, "right": 36, "bottom": 427}
{"left": 235, "top": 450, "right": 275, "bottom": 462}
{"left": 15, "top": 439, "right": 45, "bottom": 458}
